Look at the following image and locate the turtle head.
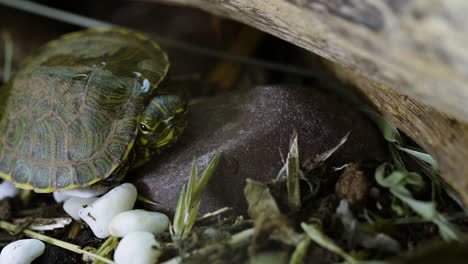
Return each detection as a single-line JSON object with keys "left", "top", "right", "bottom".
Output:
{"left": 138, "top": 95, "right": 188, "bottom": 154}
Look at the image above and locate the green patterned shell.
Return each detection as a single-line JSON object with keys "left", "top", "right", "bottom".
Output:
{"left": 0, "top": 29, "right": 169, "bottom": 192}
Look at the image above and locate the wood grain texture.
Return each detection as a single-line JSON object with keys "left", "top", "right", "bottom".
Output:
{"left": 156, "top": 0, "right": 468, "bottom": 123}
{"left": 325, "top": 61, "right": 468, "bottom": 205}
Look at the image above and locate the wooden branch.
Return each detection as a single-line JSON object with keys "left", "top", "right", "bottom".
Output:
{"left": 325, "top": 61, "right": 468, "bottom": 205}
{"left": 157, "top": 0, "right": 468, "bottom": 123}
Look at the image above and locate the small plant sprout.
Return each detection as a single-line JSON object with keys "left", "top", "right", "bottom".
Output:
{"left": 171, "top": 152, "right": 221, "bottom": 240}
{"left": 375, "top": 164, "right": 463, "bottom": 241}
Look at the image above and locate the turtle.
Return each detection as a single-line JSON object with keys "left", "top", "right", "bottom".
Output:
{"left": 0, "top": 28, "right": 188, "bottom": 192}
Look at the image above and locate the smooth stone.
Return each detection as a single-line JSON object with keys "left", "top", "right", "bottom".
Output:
{"left": 109, "top": 209, "right": 169, "bottom": 237}
{"left": 0, "top": 180, "right": 17, "bottom": 200}
{"left": 0, "top": 239, "right": 45, "bottom": 264}
{"left": 114, "top": 232, "right": 161, "bottom": 264}
{"left": 63, "top": 197, "right": 98, "bottom": 220}
{"left": 52, "top": 192, "right": 72, "bottom": 203}
{"left": 132, "top": 85, "right": 386, "bottom": 216}
{"left": 79, "top": 183, "right": 137, "bottom": 238}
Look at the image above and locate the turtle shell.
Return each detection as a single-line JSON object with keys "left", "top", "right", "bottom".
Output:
{"left": 0, "top": 29, "right": 169, "bottom": 192}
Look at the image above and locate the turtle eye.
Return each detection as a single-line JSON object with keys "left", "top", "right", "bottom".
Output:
{"left": 140, "top": 124, "right": 150, "bottom": 133}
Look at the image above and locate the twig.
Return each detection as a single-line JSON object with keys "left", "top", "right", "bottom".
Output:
{"left": 196, "top": 207, "right": 232, "bottom": 221}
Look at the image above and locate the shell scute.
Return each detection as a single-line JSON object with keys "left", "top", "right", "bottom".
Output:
{"left": 55, "top": 94, "right": 82, "bottom": 125}
{"left": 33, "top": 113, "right": 68, "bottom": 162}
{"left": 107, "top": 138, "right": 130, "bottom": 160}
{"left": 32, "top": 165, "right": 54, "bottom": 190}
{"left": 0, "top": 149, "right": 15, "bottom": 176}
{"left": 114, "top": 118, "right": 138, "bottom": 138}
{"left": 85, "top": 72, "right": 134, "bottom": 114}
{"left": 12, "top": 158, "right": 33, "bottom": 185}
{"left": 75, "top": 163, "right": 96, "bottom": 186}
{"left": 92, "top": 153, "right": 114, "bottom": 179}
{"left": 6, "top": 115, "right": 28, "bottom": 151}
{"left": 68, "top": 108, "right": 112, "bottom": 162}
{"left": 56, "top": 166, "right": 74, "bottom": 189}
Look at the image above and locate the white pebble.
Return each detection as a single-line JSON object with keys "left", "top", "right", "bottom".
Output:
{"left": 53, "top": 191, "right": 72, "bottom": 203}
{"left": 58, "top": 184, "right": 111, "bottom": 198}
{"left": 0, "top": 180, "right": 18, "bottom": 200}
{"left": 114, "top": 232, "right": 161, "bottom": 264}
{"left": 109, "top": 209, "right": 169, "bottom": 237}
{"left": 79, "top": 183, "right": 137, "bottom": 238}
{"left": 0, "top": 239, "right": 45, "bottom": 264}
{"left": 63, "top": 197, "right": 98, "bottom": 220}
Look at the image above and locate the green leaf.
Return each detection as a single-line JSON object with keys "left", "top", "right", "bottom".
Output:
{"left": 336, "top": 200, "right": 401, "bottom": 253}
{"left": 398, "top": 147, "right": 439, "bottom": 170}
{"left": 360, "top": 108, "right": 401, "bottom": 144}
{"left": 193, "top": 152, "right": 221, "bottom": 201}
{"left": 172, "top": 184, "right": 186, "bottom": 236}
{"left": 289, "top": 237, "right": 311, "bottom": 264}
{"left": 301, "top": 222, "right": 357, "bottom": 264}
{"left": 389, "top": 145, "right": 406, "bottom": 171}
{"left": 375, "top": 164, "right": 463, "bottom": 241}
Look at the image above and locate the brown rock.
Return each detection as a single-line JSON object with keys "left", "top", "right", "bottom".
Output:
{"left": 335, "top": 163, "right": 370, "bottom": 207}
{"left": 131, "top": 85, "right": 386, "bottom": 216}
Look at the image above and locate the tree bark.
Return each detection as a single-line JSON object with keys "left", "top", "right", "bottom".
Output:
{"left": 325, "top": 62, "right": 468, "bottom": 205}
{"left": 157, "top": 0, "right": 468, "bottom": 124}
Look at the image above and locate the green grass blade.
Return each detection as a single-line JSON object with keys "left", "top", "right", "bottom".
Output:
{"left": 289, "top": 237, "right": 311, "bottom": 264}
{"left": 375, "top": 164, "right": 463, "bottom": 241}
{"left": 398, "top": 147, "right": 439, "bottom": 170}
{"left": 193, "top": 153, "right": 220, "bottom": 201}
{"left": 172, "top": 184, "right": 186, "bottom": 237}
{"left": 286, "top": 131, "right": 301, "bottom": 211}
{"left": 301, "top": 222, "right": 357, "bottom": 264}
{"left": 171, "top": 153, "right": 221, "bottom": 240}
